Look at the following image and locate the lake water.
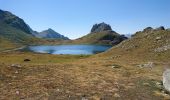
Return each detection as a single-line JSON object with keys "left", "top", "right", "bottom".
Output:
{"left": 28, "top": 45, "right": 112, "bottom": 55}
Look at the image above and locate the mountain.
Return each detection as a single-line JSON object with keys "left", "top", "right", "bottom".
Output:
{"left": 37, "top": 28, "right": 69, "bottom": 40}
{"left": 101, "top": 26, "right": 170, "bottom": 62}
{"left": 71, "top": 22, "right": 127, "bottom": 45}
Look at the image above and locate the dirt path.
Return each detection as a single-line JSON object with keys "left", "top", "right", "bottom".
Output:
{"left": 0, "top": 46, "right": 26, "bottom": 53}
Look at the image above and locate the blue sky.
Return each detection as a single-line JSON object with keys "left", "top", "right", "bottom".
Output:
{"left": 0, "top": 0, "right": 170, "bottom": 39}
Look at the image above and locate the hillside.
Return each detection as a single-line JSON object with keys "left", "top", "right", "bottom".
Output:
{"left": 100, "top": 26, "right": 170, "bottom": 62}
{"left": 70, "top": 22, "right": 127, "bottom": 45}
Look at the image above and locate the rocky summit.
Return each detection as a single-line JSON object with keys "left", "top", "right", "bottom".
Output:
{"left": 90, "top": 22, "right": 112, "bottom": 33}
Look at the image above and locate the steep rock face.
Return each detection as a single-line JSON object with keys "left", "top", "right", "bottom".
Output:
{"left": 38, "top": 28, "right": 69, "bottom": 40}
{"left": 91, "top": 22, "right": 112, "bottom": 33}
{"left": 0, "top": 9, "right": 32, "bottom": 34}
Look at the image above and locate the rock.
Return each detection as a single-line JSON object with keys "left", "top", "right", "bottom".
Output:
{"left": 10, "top": 64, "right": 22, "bottom": 68}
{"left": 143, "top": 27, "right": 153, "bottom": 32}
{"left": 111, "top": 64, "right": 121, "bottom": 68}
{"left": 154, "top": 45, "right": 170, "bottom": 52}
{"left": 156, "top": 36, "right": 161, "bottom": 40}
{"left": 24, "top": 59, "right": 31, "bottom": 62}
{"left": 143, "top": 82, "right": 150, "bottom": 86}
{"left": 155, "top": 26, "right": 165, "bottom": 31}
{"left": 137, "top": 62, "right": 154, "bottom": 68}
{"left": 15, "top": 71, "right": 19, "bottom": 74}
{"left": 16, "top": 90, "right": 20, "bottom": 95}
{"left": 163, "top": 69, "right": 170, "bottom": 93}
{"left": 114, "top": 93, "right": 120, "bottom": 98}
{"left": 91, "top": 22, "right": 112, "bottom": 33}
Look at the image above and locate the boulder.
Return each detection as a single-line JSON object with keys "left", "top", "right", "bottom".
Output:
{"left": 24, "top": 59, "right": 31, "bottom": 62}
{"left": 10, "top": 64, "right": 22, "bottom": 68}
{"left": 163, "top": 69, "right": 170, "bottom": 93}
{"left": 156, "top": 36, "right": 161, "bottom": 40}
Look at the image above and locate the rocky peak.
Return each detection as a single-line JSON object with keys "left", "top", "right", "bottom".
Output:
{"left": 91, "top": 22, "right": 112, "bottom": 33}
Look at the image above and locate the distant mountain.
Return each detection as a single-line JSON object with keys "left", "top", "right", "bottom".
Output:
{"left": 71, "top": 22, "right": 127, "bottom": 45}
{"left": 37, "top": 28, "right": 69, "bottom": 40}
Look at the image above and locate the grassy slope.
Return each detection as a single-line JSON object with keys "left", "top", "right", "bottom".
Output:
{"left": 100, "top": 29, "right": 170, "bottom": 62}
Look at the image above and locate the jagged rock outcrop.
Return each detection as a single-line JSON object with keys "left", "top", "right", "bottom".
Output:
{"left": 91, "top": 22, "right": 112, "bottom": 33}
